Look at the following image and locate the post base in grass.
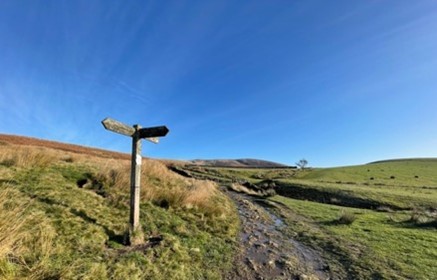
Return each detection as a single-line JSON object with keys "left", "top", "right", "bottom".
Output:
{"left": 127, "top": 227, "right": 145, "bottom": 246}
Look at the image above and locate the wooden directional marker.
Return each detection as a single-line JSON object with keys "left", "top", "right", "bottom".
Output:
{"left": 138, "top": 126, "right": 169, "bottom": 139}
{"left": 101, "top": 117, "right": 169, "bottom": 245}
{"left": 102, "top": 118, "right": 135, "bottom": 137}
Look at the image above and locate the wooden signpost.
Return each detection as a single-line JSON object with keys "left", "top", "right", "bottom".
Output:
{"left": 102, "top": 117, "right": 169, "bottom": 245}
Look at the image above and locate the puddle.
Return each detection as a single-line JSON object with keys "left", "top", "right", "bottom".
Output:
{"left": 271, "top": 213, "right": 284, "bottom": 227}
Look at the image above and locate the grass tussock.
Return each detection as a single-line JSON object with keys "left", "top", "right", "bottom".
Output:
{"left": 88, "top": 159, "right": 232, "bottom": 218}
{"left": 0, "top": 187, "right": 27, "bottom": 259}
{"left": 336, "top": 210, "right": 357, "bottom": 225}
{"left": 0, "top": 146, "right": 57, "bottom": 168}
{"left": 0, "top": 186, "right": 57, "bottom": 279}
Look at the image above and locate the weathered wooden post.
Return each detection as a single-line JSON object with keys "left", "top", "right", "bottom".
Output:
{"left": 101, "top": 118, "right": 169, "bottom": 245}
{"left": 130, "top": 124, "right": 142, "bottom": 240}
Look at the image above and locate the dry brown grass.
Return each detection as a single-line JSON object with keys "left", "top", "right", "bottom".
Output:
{"left": 0, "top": 134, "right": 130, "bottom": 160}
{"left": 0, "top": 186, "right": 66, "bottom": 279}
{"left": 229, "top": 183, "right": 260, "bottom": 196}
{"left": 0, "top": 138, "right": 228, "bottom": 218}
{"left": 0, "top": 145, "right": 57, "bottom": 169}
{"left": 16, "top": 217, "right": 57, "bottom": 279}
{"left": 0, "top": 135, "right": 238, "bottom": 279}
{"left": 0, "top": 187, "right": 28, "bottom": 260}
{"left": 0, "top": 134, "right": 229, "bottom": 218}
{"left": 86, "top": 158, "right": 228, "bottom": 217}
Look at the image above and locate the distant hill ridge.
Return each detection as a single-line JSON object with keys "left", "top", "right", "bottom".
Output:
{"left": 368, "top": 158, "right": 437, "bottom": 164}
{"left": 189, "top": 158, "right": 289, "bottom": 168}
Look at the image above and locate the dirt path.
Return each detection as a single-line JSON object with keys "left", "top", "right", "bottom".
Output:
{"left": 224, "top": 190, "right": 332, "bottom": 280}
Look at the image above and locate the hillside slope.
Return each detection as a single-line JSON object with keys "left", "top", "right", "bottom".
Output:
{"left": 0, "top": 135, "right": 238, "bottom": 279}
{"left": 296, "top": 158, "right": 437, "bottom": 188}
{"left": 0, "top": 134, "right": 131, "bottom": 160}
{"left": 189, "top": 158, "right": 288, "bottom": 168}
{"left": 178, "top": 160, "right": 437, "bottom": 279}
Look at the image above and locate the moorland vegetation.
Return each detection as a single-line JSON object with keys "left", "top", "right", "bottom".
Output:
{"left": 0, "top": 136, "right": 238, "bottom": 279}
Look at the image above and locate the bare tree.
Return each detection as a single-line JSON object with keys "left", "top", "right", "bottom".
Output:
{"left": 296, "top": 159, "right": 308, "bottom": 169}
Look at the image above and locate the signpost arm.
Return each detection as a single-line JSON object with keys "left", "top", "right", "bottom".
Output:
{"left": 129, "top": 124, "right": 144, "bottom": 245}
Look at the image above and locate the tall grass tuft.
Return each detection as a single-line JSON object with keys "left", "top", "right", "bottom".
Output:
{"left": 0, "top": 186, "right": 57, "bottom": 279}
{"left": 336, "top": 210, "right": 357, "bottom": 225}
{"left": 0, "top": 146, "right": 56, "bottom": 168}
{"left": 0, "top": 187, "right": 27, "bottom": 260}
{"left": 87, "top": 159, "right": 231, "bottom": 218}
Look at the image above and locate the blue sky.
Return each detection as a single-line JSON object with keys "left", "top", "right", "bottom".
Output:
{"left": 1, "top": 0, "right": 437, "bottom": 167}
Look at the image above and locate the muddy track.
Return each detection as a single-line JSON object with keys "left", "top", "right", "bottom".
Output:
{"left": 224, "top": 190, "right": 332, "bottom": 280}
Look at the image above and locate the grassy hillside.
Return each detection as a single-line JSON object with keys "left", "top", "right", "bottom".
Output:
{"left": 271, "top": 196, "right": 437, "bottom": 279}
{"left": 296, "top": 159, "right": 437, "bottom": 187}
{"left": 177, "top": 160, "right": 437, "bottom": 279}
{"left": 188, "top": 158, "right": 288, "bottom": 168}
{"left": 179, "top": 160, "right": 437, "bottom": 210}
{"left": 277, "top": 159, "right": 437, "bottom": 210}
{"left": 0, "top": 137, "right": 238, "bottom": 279}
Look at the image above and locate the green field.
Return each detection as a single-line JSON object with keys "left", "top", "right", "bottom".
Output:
{"left": 270, "top": 196, "right": 437, "bottom": 279}
{"left": 275, "top": 160, "right": 437, "bottom": 279}
{"left": 183, "top": 160, "right": 437, "bottom": 210}
{"left": 180, "top": 159, "right": 437, "bottom": 279}
{"left": 279, "top": 159, "right": 437, "bottom": 210}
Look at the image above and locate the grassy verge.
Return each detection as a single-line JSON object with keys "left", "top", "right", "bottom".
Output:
{"left": 0, "top": 143, "right": 238, "bottom": 279}
{"left": 270, "top": 195, "right": 437, "bottom": 280}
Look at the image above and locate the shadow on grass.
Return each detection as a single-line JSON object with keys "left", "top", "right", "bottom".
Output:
{"left": 319, "top": 219, "right": 356, "bottom": 226}
{"left": 31, "top": 192, "right": 165, "bottom": 249}
{"left": 387, "top": 215, "right": 437, "bottom": 230}
{"left": 275, "top": 182, "right": 405, "bottom": 211}
{"left": 69, "top": 207, "right": 164, "bottom": 248}
{"left": 34, "top": 195, "right": 128, "bottom": 246}
{"left": 69, "top": 208, "right": 127, "bottom": 245}
{"left": 399, "top": 220, "right": 437, "bottom": 229}
{"left": 70, "top": 208, "right": 97, "bottom": 223}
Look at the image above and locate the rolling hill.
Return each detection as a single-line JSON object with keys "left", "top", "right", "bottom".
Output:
{"left": 189, "top": 158, "right": 289, "bottom": 168}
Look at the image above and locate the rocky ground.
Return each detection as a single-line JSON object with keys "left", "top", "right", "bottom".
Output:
{"left": 224, "top": 190, "right": 332, "bottom": 280}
